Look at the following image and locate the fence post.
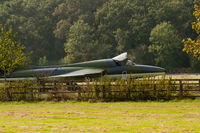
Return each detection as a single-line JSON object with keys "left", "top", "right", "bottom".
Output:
{"left": 199, "top": 79, "right": 200, "bottom": 89}
{"left": 53, "top": 80, "right": 56, "bottom": 90}
{"left": 95, "top": 86, "right": 99, "bottom": 99}
{"left": 5, "top": 81, "right": 12, "bottom": 101}
{"left": 102, "top": 85, "right": 106, "bottom": 100}
{"left": 77, "top": 87, "right": 81, "bottom": 101}
{"left": 127, "top": 87, "right": 131, "bottom": 101}
{"left": 179, "top": 80, "right": 183, "bottom": 98}
{"left": 30, "top": 86, "right": 33, "bottom": 101}
{"left": 153, "top": 84, "right": 157, "bottom": 99}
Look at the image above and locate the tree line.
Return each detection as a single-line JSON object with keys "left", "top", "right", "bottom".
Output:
{"left": 0, "top": 0, "right": 200, "bottom": 72}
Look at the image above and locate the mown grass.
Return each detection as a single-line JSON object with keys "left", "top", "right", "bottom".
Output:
{"left": 0, "top": 100, "right": 200, "bottom": 133}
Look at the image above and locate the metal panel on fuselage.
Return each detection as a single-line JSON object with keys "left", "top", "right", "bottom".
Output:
{"left": 65, "top": 59, "right": 116, "bottom": 68}
{"left": 8, "top": 67, "right": 84, "bottom": 78}
{"left": 8, "top": 68, "right": 57, "bottom": 78}
{"left": 106, "top": 65, "right": 144, "bottom": 75}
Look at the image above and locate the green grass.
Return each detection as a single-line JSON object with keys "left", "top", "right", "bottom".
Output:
{"left": 0, "top": 100, "right": 200, "bottom": 133}
{"left": 0, "top": 83, "right": 5, "bottom": 87}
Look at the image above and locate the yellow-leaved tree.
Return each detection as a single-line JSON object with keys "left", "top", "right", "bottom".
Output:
{"left": 183, "top": 5, "right": 200, "bottom": 60}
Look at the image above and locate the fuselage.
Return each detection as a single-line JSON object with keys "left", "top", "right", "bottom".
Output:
{"left": 2, "top": 58, "right": 165, "bottom": 79}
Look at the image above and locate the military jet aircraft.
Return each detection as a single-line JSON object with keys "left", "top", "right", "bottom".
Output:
{"left": 0, "top": 52, "right": 165, "bottom": 81}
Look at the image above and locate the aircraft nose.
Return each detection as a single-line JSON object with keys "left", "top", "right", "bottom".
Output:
{"left": 155, "top": 66, "right": 165, "bottom": 72}
{"left": 138, "top": 65, "right": 165, "bottom": 73}
{"left": 150, "top": 66, "right": 165, "bottom": 72}
{"left": 147, "top": 66, "right": 165, "bottom": 72}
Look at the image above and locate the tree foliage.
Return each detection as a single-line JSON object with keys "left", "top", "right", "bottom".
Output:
{"left": 38, "top": 56, "right": 48, "bottom": 66}
{"left": 0, "top": 0, "right": 64, "bottom": 63}
{"left": 149, "top": 22, "right": 189, "bottom": 68}
{"left": 53, "top": 0, "right": 107, "bottom": 39}
{"left": 183, "top": 4, "right": 200, "bottom": 60}
{"left": 0, "top": 25, "right": 30, "bottom": 79}
{"left": 64, "top": 20, "right": 97, "bottom": 63}
{"left": 0, "top": 0, "right": 198, "bottom": 71}
{"left": 0, "top": 25, "right": 30, "bottom": 100}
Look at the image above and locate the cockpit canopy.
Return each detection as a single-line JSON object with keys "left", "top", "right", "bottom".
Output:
{"left": 112, "top": 52, "right": 128, "bottom": 66}
{"left": 112, "top": 52, "right": 135, "bottom": 66}
{"left": 126, "top": 60, "right": 135, "bottom": 66}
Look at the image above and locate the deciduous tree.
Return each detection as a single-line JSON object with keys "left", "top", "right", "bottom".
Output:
{"left": 0, "top": 25, "right": 30, "bottom": 100}
{"left": 64, "top": 20, "right": 97, "bottom": 63}
{"left": 149, "top": 22, "right": 188, "bottom": 68}
{"left": 183, "top": 4, "right": 200, "bottom": 60}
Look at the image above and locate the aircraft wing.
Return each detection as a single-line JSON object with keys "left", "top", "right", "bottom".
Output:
{"left": 51, "top": 68, "right": 104, "bottom": 78}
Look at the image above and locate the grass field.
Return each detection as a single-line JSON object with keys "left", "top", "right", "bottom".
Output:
{"left": 0, "top": 100, "right": 200, "bottom": 133}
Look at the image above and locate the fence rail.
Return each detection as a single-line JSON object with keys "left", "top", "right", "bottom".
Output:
{"left": 1, "top": 78, "right": 200, "bottom": 101}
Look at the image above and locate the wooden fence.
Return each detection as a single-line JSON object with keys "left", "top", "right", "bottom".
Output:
{"left": 1, "top": 78, "right": 200, "bottom": 101}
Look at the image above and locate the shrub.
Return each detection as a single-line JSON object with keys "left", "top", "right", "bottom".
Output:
{"left": 81, "top": 76, "right": 179, "bottom": 101}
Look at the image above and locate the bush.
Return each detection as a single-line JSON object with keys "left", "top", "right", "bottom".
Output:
{"left": 79, "top": 76, "right": 178, "bottom": 101}
{"left": 0, "top": 80, "right": 39, "bottom": 101}
{"left": 45, "top": 85, "right": 77, "bottom": 101}
{"left": 0, "top": 76, "right": 179, "bottom": 102}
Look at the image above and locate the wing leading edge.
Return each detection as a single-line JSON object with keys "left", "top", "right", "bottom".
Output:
{"left": 52, "top": 68, "right": 104, "bottom": 78}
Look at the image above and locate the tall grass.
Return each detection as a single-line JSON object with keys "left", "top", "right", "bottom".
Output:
{"left": 0, "top": 80, "right": 38, "bottom": 101}
{"left": 0, "top": 76, "right": 181, "bottom": 102}
{"left": 79, "top": 76, "right": 178, "bottom": 101}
